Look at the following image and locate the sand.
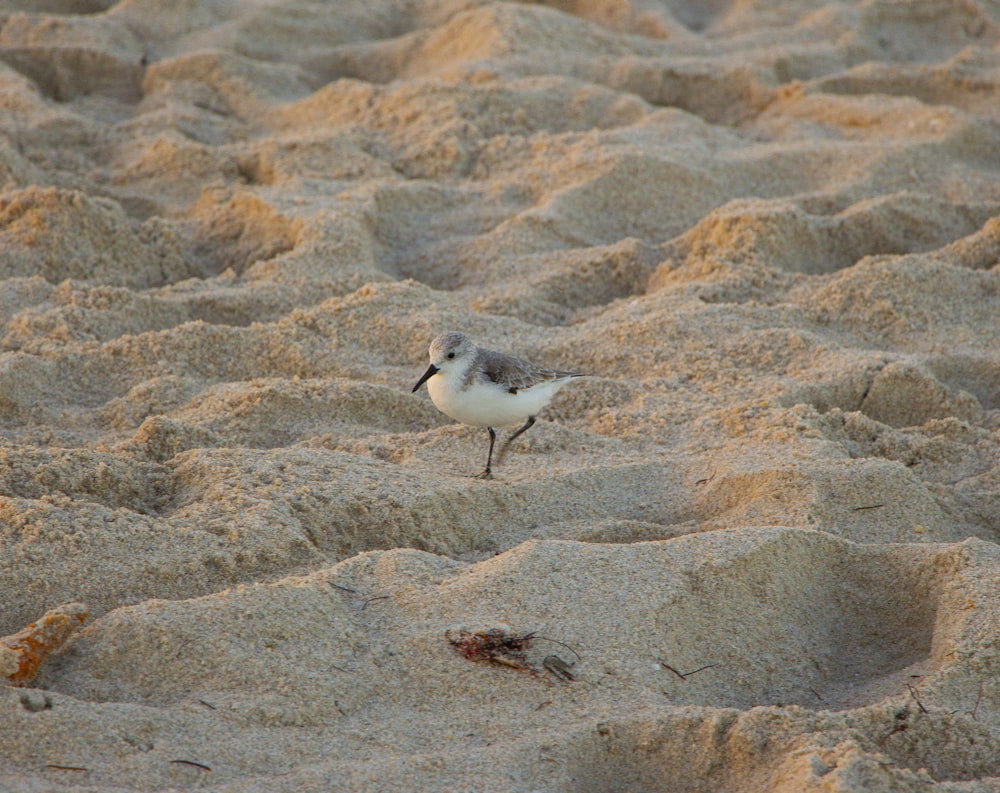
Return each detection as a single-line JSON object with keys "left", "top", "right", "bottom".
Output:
{"left": 0, "top": 0, "right": 997, "bottom": 790}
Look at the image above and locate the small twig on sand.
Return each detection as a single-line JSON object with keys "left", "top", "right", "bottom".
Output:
{"left": 658, "top": 659, "right": 716, "bottom": 680}
{"left": 907, "top": 683, "right": 928, "bottom": 714}
{"left": 361, "top": 595, "right": 389, "bottom": 609}
{"left": 543, "top": 655, "right": 575, "bottom": 681}
{"left": 695, "top": 471, "right": 717, "bottom": 486}
{"left": 170, "top": 760, "right": 211, "bottom": 772}
{"left": 971, "top": 680, "right": 983, "bottom": 721}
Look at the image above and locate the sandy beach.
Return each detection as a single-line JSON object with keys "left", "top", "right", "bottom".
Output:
{"left": 0, "top": 1, "right": 998, "bottom": 790}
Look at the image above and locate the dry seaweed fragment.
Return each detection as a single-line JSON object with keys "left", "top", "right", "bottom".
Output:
{"left": 1, "top": 603, "right": 89, "bottom": 686}
{"left": 446, "top": 628, "right": 581, "bottom": 681}
{"left": 446, "top": 628, "right": 536, "bottom": 672}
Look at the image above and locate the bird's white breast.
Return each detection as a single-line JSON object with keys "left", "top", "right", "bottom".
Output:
{"left": 427, "top": 369, "right": 572, "bottom": 428}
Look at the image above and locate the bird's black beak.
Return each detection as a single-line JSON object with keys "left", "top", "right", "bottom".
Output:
{"left": 412, "top": 364, "right": 439, "bottom": 392}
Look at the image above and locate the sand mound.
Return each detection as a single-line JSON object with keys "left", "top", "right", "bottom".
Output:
{"left": 0, "top": 0, "right": 997, "bottom": 791}
{"left": 4, "top": 531, "right": 998, "bottom": 790}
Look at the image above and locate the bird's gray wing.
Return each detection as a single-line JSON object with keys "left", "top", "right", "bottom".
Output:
{"left": 474, "top": 349, "right": 579, "bottom": 393}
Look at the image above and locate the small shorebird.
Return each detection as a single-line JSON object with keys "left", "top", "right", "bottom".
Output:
{"left": 412, "top": 332, "right": 583, "bottom": 478}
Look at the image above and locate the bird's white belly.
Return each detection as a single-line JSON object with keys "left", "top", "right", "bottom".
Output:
{"left": 427, "top": 376, "right": 567, "bottom": 427}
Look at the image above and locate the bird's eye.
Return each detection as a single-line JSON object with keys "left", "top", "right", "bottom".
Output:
{"left": 447, "top": 352, "right": 455, "bottom": 359}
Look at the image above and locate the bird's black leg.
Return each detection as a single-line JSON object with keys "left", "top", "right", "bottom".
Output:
{"left": 475, "top": 427, "right": 497, "bottom": 479}
{"left": 496, "top": 416, "right": 536, "bottom": 464}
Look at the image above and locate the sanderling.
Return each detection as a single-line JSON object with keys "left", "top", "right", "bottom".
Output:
{"left": 412, "top": 331, "right": 583, "bottom": 478}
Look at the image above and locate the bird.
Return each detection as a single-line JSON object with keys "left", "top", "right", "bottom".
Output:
{"left": 412, "top": 332, "right": 583, "bottom": 478}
